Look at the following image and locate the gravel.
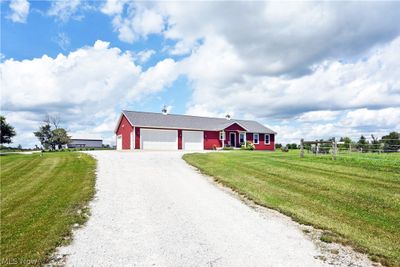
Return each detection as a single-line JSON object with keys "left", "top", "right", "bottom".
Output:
{"left": 57, "top": 151, "right": 331, "bottom": 267}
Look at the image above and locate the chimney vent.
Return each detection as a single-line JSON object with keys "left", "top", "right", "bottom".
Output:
{"left": 225, "top": 114, "right": 231, "bottom": 120}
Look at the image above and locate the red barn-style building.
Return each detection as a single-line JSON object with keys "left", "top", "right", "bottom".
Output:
{"left": 115, "top": 110, "right": 276, "bottom": 151}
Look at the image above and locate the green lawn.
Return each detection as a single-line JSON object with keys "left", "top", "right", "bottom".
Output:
{"left": 0, "top": 152, "right": 96, "bottom": 266}
{"left": 183, "top": 151, "right": 400, "bottom": 266}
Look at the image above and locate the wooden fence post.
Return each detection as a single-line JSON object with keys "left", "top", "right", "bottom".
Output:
{"left": 332, "top": 138, "right": 337, "bottom": 160}
{"left": 300, "top": 139, "right": 304, "bottom": 158}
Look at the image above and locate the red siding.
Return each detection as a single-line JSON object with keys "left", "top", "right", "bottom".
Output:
{"left": 135, "top": 127, "right": 140, "bottom": 149}
{"left": 116, "top": 115, "right": 133, "bottom": 150}
{"left": 246, "top": 133, "right": 275, "bottom": 150}
{"left": 178, "top": 130, "right": 182, "bottom": 149}
{"left": 224, "top": 123, "right": 246, "bottom": 131}
{"left": 204, "top": 131, "right": 222, "bottom": 150}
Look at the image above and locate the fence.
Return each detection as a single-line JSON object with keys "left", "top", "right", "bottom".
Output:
{"left": 299, "top": 138, "right": 400, "bottom": 160}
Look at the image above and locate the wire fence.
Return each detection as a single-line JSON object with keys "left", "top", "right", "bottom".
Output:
{"left": 299, "top": 139, "right": 400, "bottom": 161}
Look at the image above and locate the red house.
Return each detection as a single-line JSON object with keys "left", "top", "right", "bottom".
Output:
{"left": 115, "top": 110, "right": 276, "bottom": 151}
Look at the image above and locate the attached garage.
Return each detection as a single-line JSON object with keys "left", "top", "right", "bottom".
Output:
{"left": 182, "top": 131, "right": 203, "bottom": 150}
{"left": 140, "top": 129, "right": 178, "bottom": 150}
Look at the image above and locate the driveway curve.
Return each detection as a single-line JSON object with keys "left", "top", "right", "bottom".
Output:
{"left": 58, "top": 151, "right": 326, "bottom": 266}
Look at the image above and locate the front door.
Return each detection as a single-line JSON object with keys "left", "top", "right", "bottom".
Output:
{"left": 230, "top": 132, "right": 236, "bottom": 147}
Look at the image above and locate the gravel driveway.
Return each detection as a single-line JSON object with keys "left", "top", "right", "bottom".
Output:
{"left": 58, "top": 151, "right": 327, "bottom": 266}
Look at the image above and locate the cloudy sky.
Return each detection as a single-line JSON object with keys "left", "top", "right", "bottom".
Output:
{"left": 1, "top": 0, "right": 399, "bottom": 147}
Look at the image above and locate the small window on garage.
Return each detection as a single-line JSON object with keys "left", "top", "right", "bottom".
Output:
{"left": 253, "top": 133, "right": 259, "bottom": 144}
{"left": 219, "top": 131, "right": 225, "bottom": 140}
{"left": 264, "top": 134, "right": 270, "bottom": 145}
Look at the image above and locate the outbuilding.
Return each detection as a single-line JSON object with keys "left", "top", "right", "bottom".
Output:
{"left": 67, "top": 139, "right": 103, "bottom": 148}
{"left": 115, "top": 110, "right": 276, "bottom": 151}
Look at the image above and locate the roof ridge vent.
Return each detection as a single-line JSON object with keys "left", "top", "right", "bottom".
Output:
{"left": 161, "top": 105, "right": 168, "bottom": 115}
{"left": 225, "top": 114, "right": 231, "bottom": 120}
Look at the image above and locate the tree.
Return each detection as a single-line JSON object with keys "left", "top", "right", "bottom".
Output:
{"left": 381, "top": 132, "right": 400, "bottom": 152}
{"left": 370, "top": 134, "right": 380, "bottom": 152}
{"left": 0, "top": 116, "right": 16, "bottom": 144}
{"left": 34, "top": 115, "right": 70, "bottom": 150}
{"left": 51, "top": 128, "right": 70, "bottom": 149}
{"left": 34, "top": 124, "right": 53, "bottom": 149}
{"left": 339, "top": 137, "right": 352, "bottom": 149}
{"left": 357, "top": 135, "right": 368, "bottom": 152}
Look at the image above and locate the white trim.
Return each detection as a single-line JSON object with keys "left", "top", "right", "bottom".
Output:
{"left": 219, "top": 131, "right": 225, "bottom": 141}
{"left": 222, "top": 121, "right": 249, "bottom": 131}
{"left": 253, "top": 133, "right": 259, "bottom": 144}
{"left": 114, "top": 113, "right": 124, "bottom": 133}
{"left": 130, "top": 128, "right": 135, "bottom": 150}
{"left": 264, "top": 134, "right": 270, "bottom": 145}
{"left": 229, "top": 132, "right": 236, "bottom": 147}
{"left": 182, "top": 130, "right": 204, "bottom": 150}
{"left": 239, "top": 131, "right": 246, "bottom": 145}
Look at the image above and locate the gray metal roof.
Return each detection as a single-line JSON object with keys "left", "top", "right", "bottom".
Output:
{"left": 121, "top": 110, "right": 276, "bottom": 134}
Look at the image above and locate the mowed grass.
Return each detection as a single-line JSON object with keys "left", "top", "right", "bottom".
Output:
{"left": 183, "top": 151, "right": 400, "bottom": 266}
{"left": 0, "top": 152, "right": 96, "bottom": 266}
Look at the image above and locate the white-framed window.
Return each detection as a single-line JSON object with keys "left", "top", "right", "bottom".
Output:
{"left": 264, "top": 134, "right": 270, "bottom": 145}
{"left": 239, "top": 132, "right": 246, "bottom": 144}
{"left": 253, "top": 133, "right": 259, "bottom": 144}
{"left": 219, "top": 131, "right": 225, "bottom": 140}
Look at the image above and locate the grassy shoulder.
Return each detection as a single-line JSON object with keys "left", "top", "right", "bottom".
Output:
{"left": 183, "top": 151, "right": 400, "bottom": 266}
{"left": 0, "top": 152, "right": 96, "bottom": 266}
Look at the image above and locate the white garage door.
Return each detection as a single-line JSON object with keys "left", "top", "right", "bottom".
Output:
{"left": 140, "top": 129, "right": 178, "bottom": 150}
{"left": 116, "top": 135, "right": 122, "bottom": 150}
{"left": 183, "top": 131, "right": 204, "bottom": 150}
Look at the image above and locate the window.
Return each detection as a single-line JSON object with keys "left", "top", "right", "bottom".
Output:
{"left": 219, "top": 131, "right": 225, "bottom": 140}
{"left": 239, "top": 132, "right": 246, "bottom": 144}
{"left": 264, "top": 134, "right": 270, "bottom": 145}
{"left": 253, "top": 133, "right": 259, "bottom": 144}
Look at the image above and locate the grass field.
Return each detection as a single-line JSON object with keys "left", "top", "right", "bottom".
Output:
{"left": 0, "top": 152, "right": 96, "bottom": 266}
{"left": 183, "top": 151, "right": 400, "bottom": 266}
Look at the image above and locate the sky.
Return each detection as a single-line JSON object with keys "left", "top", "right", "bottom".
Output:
{"left": 1, "top": 0, "right": 400, "bottom": 147}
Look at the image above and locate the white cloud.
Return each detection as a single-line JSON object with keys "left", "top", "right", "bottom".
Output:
{"left": 297, "top": 111, "right": 340, "bottom": 122}
{"left": 135, "top": 49, "right": 155, "bottom": 63}
{"left": 52, "top": 32, "right": 71, "bottom": 51}
{"left": 183, "top": 36, "right": 400, "bottom": 119}
{"left": 341, "top": 108, "right": 400, "bottom": 128}
{"left": 47, "top": 0, "right": 92, "bottom": 22}
{"left": 102, "top": 1, "right": 400, "bottom": 74}
{"left": 101, "top": 0, "right": 128, "bottom": 16}
{"left": 130, "top": 58, "right": 180, "bottom": 99}
{"left": 104, "top": 2, "right": 164, "bottom": 43}
{"left": 7, "top": 0, "right": 29, "bottom": 23}
{"left": 0, "top": 41, "right": 178, "bottom": 147}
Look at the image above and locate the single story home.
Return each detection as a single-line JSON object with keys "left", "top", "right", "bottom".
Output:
{"left": 67, "top": 138, "right": 103, "bottom": 148}
{"left": 115, "top": 110, "right": 276, "bottom": 151}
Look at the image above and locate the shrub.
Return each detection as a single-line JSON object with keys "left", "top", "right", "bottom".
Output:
{"left": 222, "top": 146, "right": 233, "bottom": 150}
{"left": 241, "top": 141, "right": 255, "bottom": 150}
{"left": 281, "top": 146, "right": 289, "bottom": 152}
